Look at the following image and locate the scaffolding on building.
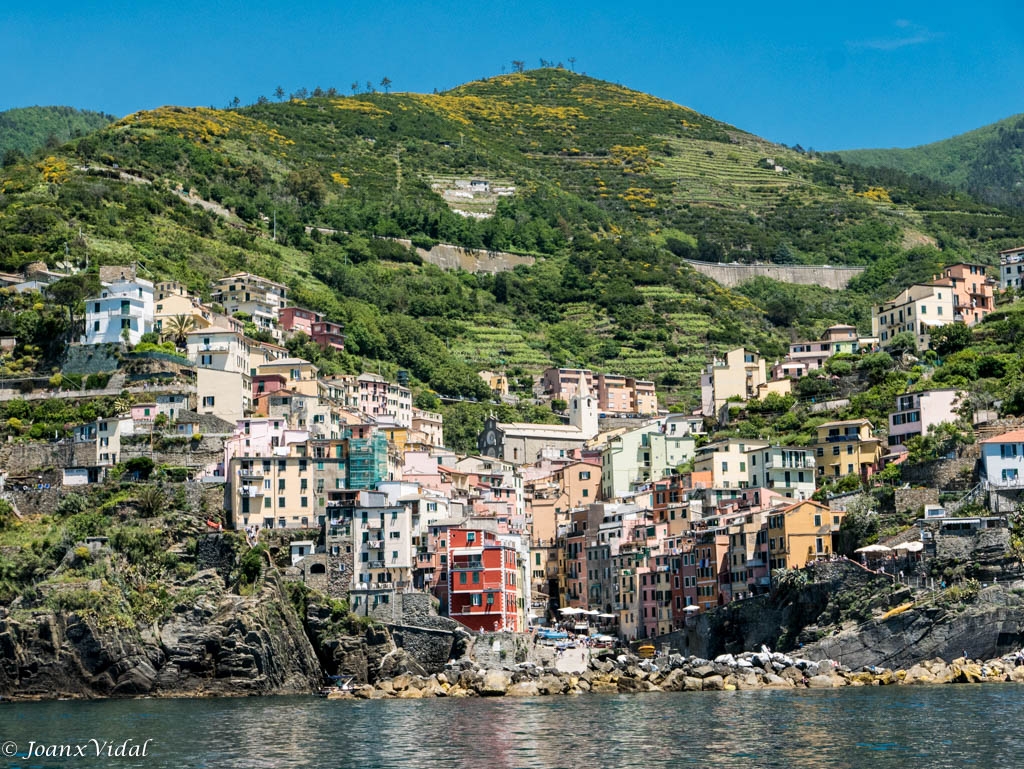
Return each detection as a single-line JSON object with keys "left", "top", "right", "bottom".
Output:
{"left": 346, "top": 430, "right": 388, "bottom": 490}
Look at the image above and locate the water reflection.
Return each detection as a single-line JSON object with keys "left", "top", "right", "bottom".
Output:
{"left": 2, "top": 686, "right": 1023, "bottom": 769}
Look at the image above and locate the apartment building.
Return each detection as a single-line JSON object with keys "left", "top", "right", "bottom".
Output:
{"left": 746, "top": 445, "right": 816, "bottom": 500}
{"left": 187, "top": 327, "right": 252, "bottom": 423}
{"left": 872, "top": 283, "right": 955, "bottom": 351}
{"left": 811, "top": 419, "right": 884, "bottom": 481}
{"left": 766, "top": 500, "right": 844, "bottom": 570}
{"left": 82, "top": 274, "right": 154, "bottom": 346}
{"left": 999, "top": 247, "right": 1024, "bottom": 291}
{"left": 211, "top": 272, "right": 287, "bottom": 340}
{"left": 932, "top": 263, "right": 995, "bottom": 326}
{"left": 447, "top": 528, "right": 523, "bottom": 632}
{"left": 888, "top": 389, "right": 962, "bottom": 449}
{"left": 700, "top": 348, "right": 767, "bottom": 418}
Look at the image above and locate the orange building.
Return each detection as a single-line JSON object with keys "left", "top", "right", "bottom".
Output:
{"left": 932, "top": 263, "right": 995, "bottom": 326}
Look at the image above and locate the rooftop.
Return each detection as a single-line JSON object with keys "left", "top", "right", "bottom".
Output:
{"left": 980, "top": 429, "right": 1024, "bottom": 444}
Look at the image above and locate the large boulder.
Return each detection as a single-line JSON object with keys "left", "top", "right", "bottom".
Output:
{"left": 806, "top": 674, "right": 844, "bottom": 689}
{"left": 476, "top": 669, "right": 511, "bottom": 696}
{"left": 506, "top": 680, "right": 540, "bottom": 697}
{"left": 702, "top": 675, "right": 725, "bottom": 691}
{"left": 536, "top": 674, "right": 566, "bottom": 696}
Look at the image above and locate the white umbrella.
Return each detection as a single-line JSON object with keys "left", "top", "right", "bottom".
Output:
{"left": 855, "top": 544, "right": 892, "bottom": 553}
{"left": 683, "top": 605, "right": 701, "bottom": 612}
{"left": 893, "top": 541, "right": 924, "bottom": 553}
{"left": 583, "top": 609, "right": 600, "bottom": 616}
{"left": 598, "top": 613, "right": 617, "bottom": 619}
{"left": 558, "top": 607, "right": 583, "bottom": 615}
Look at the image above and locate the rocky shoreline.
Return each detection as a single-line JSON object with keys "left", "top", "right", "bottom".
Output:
{"left": 334, "top": 649, "right": 1024, "bottom": 699}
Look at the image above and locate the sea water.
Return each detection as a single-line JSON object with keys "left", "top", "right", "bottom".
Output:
{"left": 2, "top": 685, "right": 1021, "bottom": 768}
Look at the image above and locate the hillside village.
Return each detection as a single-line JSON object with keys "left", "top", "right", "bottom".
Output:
{"left": 2, "top": 247, "right": 1024, "bottom": 646}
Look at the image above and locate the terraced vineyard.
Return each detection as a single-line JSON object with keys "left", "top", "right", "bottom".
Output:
{"left": 447, "top": 322, "right": 550, "bottom": 372}
{"left": 654, "top": 137, "right": 810, "bottom": 210}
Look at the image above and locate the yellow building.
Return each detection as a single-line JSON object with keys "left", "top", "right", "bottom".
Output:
{"left": 153, "top": 283, "right": 215, "bottom": 337}
{"left": 186, "top": 328, "right": 253, "bottom": 423}
{"left": 479, "top": 370, "right": 510, "bottom": 397}
{"left": 256, "top": 357, "right": 321, "bottom": 397}
{"left": 812, "top": 419, "right": 884, "bottom": 482}
{"left": 700, "top": 348, "right": 767, "bottom": 418}
{"left": 766, "top": 500, "right": 844, "bottom": 570}
{"left": 693, "top": 438, "right": 769, "bottom": 489}
{"left": 229, "top": 438, "right": 348, "bottom": 530}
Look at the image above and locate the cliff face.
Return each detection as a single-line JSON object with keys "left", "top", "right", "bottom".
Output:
{"left": 799, "top": 592, "right": 1024, "bottom": 670}
{"left": 691, "top": 561, "right": 1024, "bottom": 669}
{"left": 0, "top": 571, "right": 322, "bottom": 699}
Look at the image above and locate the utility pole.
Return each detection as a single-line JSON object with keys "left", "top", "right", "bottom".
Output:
{"left": 273, "top": 210, "right": 277, "bottom": 242}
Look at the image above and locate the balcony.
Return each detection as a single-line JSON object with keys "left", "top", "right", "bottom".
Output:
{"left": 238, "top": 468, "right": 264, "bottom": 480}
{"left": 367, "top": 540, "right": 385, "bottom": 549}
{"left": 239, "top": 485, "right": 264, "bottom": 498}
{"left": 764, "top": 457, "right": 814, "bottom": 470}
{"left": 368, "top": 560, "right": 385, "bottom": 569}
{"left": 824, "top": 434, "right": 860, "bottom": 443}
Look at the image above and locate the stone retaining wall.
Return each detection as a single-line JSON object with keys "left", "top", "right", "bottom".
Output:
{"left": 682, "top": 260, "right": 864, "bottom": 289}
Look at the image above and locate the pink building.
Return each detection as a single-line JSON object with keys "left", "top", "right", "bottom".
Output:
{"left": 888, "top": 389, "right": 962, "bottom": 450}
{"left": 402, "top": 451, "right": 454, "bottom": 497}
{"left": 278, "top": 307, "right": 321, "bottom": 336}
{"left": 540, "top": 367, "right": 595, "bottom": 401}
{"left": 222, "top": 416, "right": 300, "bottom": 465}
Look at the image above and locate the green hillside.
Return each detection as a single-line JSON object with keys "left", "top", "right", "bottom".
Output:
{"left": 839, "top": 113, "right": 1024, "bottom": 210}
{"left": 0, "top": 106, "right": 116, "bottom": 160}
{"left": 2, "top": 68, "right": 1024, "bottom": 422}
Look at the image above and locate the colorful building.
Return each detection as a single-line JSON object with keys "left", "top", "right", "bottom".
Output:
{"left": 812, "top": 419, "right": 884, "bottom": 482}
{"left": 447, "top": 528, "right": 523, "bottom": 632}
{"left": 700, "top": 348, "right": 767, "bottom": 418}
{"left": 888, "top": 389, "right": 963, "bottom": 449}
{"left": 766, "top": 500, "right": 844, "bottom": 570}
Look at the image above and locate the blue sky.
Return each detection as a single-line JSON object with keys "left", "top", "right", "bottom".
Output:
{"left": 3, "top": 0, "right": 1022, "bottom": 150}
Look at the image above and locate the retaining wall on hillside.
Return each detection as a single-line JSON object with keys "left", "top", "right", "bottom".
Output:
{"left": 397, "top": 239, "right": 536, "bottom": 274}
{"left": 683, "top": 260, "right": 864, "bottom": 289}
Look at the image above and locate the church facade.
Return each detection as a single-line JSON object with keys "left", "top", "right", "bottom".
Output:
{"left": 477, "top": 382, "right": 600, "bottom": 464}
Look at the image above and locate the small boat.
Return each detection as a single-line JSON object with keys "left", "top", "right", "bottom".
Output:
{"left": 536, "top": 629, "right": 569, "bottom": 641}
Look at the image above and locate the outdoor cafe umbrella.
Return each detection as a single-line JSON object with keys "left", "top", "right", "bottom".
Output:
{"left": 854, "top": 544, "right": 892, "bottom": 554}
{"left": 558, "top": 607, "right": 584, "bottom": 615}
{"left": 683, "top": 605, "right": 701, "bottom": 612}
{"left": 893, "top": 541, "right": 924, "bottom": 553}
{"left": 598, "top": 613, "right": 617, "bottom": 619}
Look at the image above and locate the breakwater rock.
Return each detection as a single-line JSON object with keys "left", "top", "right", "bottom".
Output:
{"left": 335, "top": 649, "right": 1024, "bottom": 699}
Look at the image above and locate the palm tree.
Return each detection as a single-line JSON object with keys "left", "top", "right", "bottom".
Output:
{"left": 162, "top": 314, "right": 196, "bottom": 348}
{"left": 113, "top": 395, "right": 133, "bottom": 415}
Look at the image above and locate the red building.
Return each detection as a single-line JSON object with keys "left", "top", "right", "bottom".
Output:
{"left": 311, "top": 319, "right": 346, "bottom": 352}
{"left": 447, "top": 528, "right": 522, "bottom": 632}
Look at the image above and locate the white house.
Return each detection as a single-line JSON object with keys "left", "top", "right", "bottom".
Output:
{"left": 980, "top": 429, "right": 1024, "bottom": 513}
{"left": 980, "top": 429, "right": 1024, "bottom": 488}
{"left": 82, "top": 275, "right": 154, "bottom": 346}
